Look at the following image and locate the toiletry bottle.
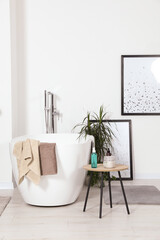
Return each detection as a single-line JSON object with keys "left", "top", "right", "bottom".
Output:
{"left": 91, "top": 147, "right": 97, "bottom": 168}
{"left": 106, "top": 148, "right": 111, "bottom": 156}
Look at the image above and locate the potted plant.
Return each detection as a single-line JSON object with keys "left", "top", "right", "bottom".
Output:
{"left": 73, "top": 105, "right": 115, "bottom": 186}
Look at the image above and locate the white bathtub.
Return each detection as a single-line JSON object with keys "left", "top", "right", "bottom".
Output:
{"left": 10, "top": 133, "right": 93, "bottom": 206}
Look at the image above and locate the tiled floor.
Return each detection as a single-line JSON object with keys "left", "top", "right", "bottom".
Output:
{"left": 0, "top": 180, "right": 160, "bottom": 240}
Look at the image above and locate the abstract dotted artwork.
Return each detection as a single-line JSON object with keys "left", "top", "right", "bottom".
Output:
{"left": 121, "top": 55, "right": 160, "bottom": 115}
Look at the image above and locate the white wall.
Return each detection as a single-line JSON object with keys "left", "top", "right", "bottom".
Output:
{"left": 10, "top": 0, "right": 28, "bottom": 138}
{"left": 9, "top": 0, "right": 160, "bottom": 180}
{"left": 0, "top": 0, "right": 12, "bottom": 188}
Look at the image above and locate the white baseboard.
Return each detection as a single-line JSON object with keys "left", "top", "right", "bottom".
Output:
{"left": 0, "top": 182, "right": 13, "bottom": 189}
{"left": 135, "top": 173, "right": 160, "bottom": 179}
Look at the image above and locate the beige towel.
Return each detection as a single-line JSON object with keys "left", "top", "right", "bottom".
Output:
{"left": 39, "top": 143, "right": 57, "bottom": 175}
{"left": 13, "top": 139, "right": 41, "bottom": 185}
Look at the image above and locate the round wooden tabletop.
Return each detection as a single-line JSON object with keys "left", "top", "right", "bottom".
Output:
{"left": 83, "top": 164, "right": 128, "bottom": 172}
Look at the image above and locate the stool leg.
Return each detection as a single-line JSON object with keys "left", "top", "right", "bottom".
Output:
{"left": 99, "top": 172, "right": 103, "bottom": 218}
{"left": 83, "top": 172, "right": 93, "bottom": 212}
{"left": 118, "top": 171, "right": 130, "bottom": 214}
{"left": 107, "top": 172, "right": 112, "bottom": 208}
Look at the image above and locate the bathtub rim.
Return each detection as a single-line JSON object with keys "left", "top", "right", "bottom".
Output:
{"left": 10, "top": 133, "right": 94, "bottom": 146}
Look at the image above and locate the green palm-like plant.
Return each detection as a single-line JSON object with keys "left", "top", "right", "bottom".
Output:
{"left": 73, "top": 105, "right": 115, "bottom": 186}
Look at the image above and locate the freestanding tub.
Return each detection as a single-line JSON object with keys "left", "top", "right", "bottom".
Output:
{"left": 10, "top": 133, "right": 93, "bottom": 206}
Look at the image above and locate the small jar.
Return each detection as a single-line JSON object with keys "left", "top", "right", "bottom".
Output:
{"left": 103, "top": 156, "right": 116, "bottom": 168}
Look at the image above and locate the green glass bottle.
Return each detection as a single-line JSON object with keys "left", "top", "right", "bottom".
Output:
{"left": 91, "top": 147, "right": 97, "bottom": 168}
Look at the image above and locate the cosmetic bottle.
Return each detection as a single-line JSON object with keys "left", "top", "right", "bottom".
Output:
{"left": 103, "top": 148, "right": 116, "bottom": 168}
{"left": 106, "top": 148, "right": 111, "bottom": 156}
{"left": 91, "top": 147, "right": 97, "bottom": 168}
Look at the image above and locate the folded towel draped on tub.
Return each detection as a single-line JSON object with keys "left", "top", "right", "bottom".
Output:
{"left": 13, "top": 139, "right": 41, "bottom": 185}
{"left": 39, "top": 143, "right": 57, "bottom": 175}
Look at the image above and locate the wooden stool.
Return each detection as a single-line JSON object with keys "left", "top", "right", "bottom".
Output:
{"left": 83, "top": 164, "right": 130, "bottom": 218}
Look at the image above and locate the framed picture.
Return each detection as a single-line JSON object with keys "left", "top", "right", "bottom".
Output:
{"left": 121, "top": 55, "right": 160, "bottom": 115}
{"left": 91, "top": 119, "right": 133, "bottom": 180}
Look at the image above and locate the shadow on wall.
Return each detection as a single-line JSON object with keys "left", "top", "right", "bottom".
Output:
{"left": 10, "top": 0, "right": 28, "bottom": 137}
{"left": 53, "top": 93, "right": 62, "bottom": 133}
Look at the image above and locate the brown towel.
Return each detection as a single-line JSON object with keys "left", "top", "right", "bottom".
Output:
{"left": 13, "top": 139, "right": 41, "bottom": 185}
{"left": 39, "top": 143, "right": 57, "bottom": 175}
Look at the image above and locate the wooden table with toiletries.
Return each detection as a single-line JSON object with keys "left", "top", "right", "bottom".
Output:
{"left": 83, "top": 164, "right": 130, "bottom": 219}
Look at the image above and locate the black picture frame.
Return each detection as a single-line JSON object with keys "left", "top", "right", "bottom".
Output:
{"left": 121, "top": 55, "right": 160, "bottom": 115}
{"left": 90, "top": 119, "right": 133, "bottom": 180}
